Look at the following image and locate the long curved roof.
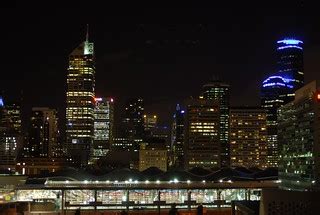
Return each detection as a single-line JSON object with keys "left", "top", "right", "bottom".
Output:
{"left": 32, "top": 167, "right": 277, "bottom": 182}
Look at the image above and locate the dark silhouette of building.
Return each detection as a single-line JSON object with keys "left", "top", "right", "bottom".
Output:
{"left": 25, "top": 108, "right": 58, "bottom": 158}
{"left": 122, "top": 98, "right": 144, "bottom": 150}
{"left": 171, "top": 104, "right": 185, "bottom": 168}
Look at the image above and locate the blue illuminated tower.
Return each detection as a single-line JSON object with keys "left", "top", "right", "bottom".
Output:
{"left": 277, "top": 38, "right": 304, "bottom": 99}
{"left": 261, "top": 38, "right": 304, "bottom": 167}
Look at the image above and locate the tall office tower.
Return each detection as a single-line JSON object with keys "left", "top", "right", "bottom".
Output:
{"left": 261, "top": 38, "right": 304, "bottom": 167}
{"left": 66, "top": 26, "right": 95, "bottom": 166}
{"left": 143, "top": 114, "right": 157, "bottom": 132}
{"left": 91, "top": 97, "right": 114, "bottom": 163}
{"left": 278, "top": 81, "right": 320, "bottom": 191}
{"left": 277, "top": 38, "right": 304, "bottom": 95}
{"left": 0, "top": 96, "right": 22, "bottom": 170}
{"left": 0, "top": 97, "right": 17, "bottom": 170}
{"left": 229, "top": 107, "right": 268, "bottom": 169}
{"left": 27, "top": 108, "right": 58, "bottom": 158}
{"left": 171, "top": 104, "right": 185, "bottom": 168}
{"left": 185, "top": 99, "right": 221, "bottom": 170}
{"left": 261, "top": 76, "right": 293, "bottom": 167}
{"left": 201, "top": 79, "right": 230, "bottom": 167}
{"left": 122, "top": 98, "right": 144, "bottom": 149}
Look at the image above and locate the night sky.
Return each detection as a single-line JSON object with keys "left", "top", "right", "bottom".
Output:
{"left": 0, "top": 3, "right": 319, "bottom": 128}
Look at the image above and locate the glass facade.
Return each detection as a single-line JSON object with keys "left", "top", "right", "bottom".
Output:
{"left": 261, "top": 76, "right": 293, "bottom": 167}
{"left": 278, "top": 81, "right": 319, "bottom": 191}
{"left": 91, "top": 97, "right": 114, "bottom": 163}
{"left": 277, "top": 39, "right": 304, "bottom": 94}
{"left": 201, "top": 80, "right": 230, "bottom": 167}
{"left": 16, "top": 185, "right": 263, "bottom": 210}
{"left": 261, "top": 38, "right": 304, "bottom": 168}
{"left": 66, "top": 34, "right": 95, "bottom": 166}
{"left": 0, "top": 99, "right": 22, "bottom": 169}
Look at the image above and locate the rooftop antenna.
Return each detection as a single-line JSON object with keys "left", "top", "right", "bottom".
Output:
{"left": 86, "top": 24, "right": 89, "bottom": 42}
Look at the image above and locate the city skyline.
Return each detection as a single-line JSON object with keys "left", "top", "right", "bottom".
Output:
{"left": 1, "top": 5, "right": 319, "bottom": 126}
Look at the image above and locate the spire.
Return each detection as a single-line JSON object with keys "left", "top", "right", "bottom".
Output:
{"left": 86, "top": 24, "right": 89, "bottom": 42}
{"left": 176, "top": 104, "right": 181, "bottom": 111}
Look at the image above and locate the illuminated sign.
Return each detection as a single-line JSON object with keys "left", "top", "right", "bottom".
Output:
{"left": 95, "top": 97, "right": 103, "bottom": 102}
{"left": 84, "top": 42, "right": 94, "bottom": 55}
{"left": 0, "top": 97, "right": 3, "bottom": 107}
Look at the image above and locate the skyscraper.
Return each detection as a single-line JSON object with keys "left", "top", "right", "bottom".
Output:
{"left": 277, "top": 39, "right": 304, "bottom": 94}
{"left": 261, "top": 76, "right": 292, "bottom": 167}
{"left": 66, "top": 26, "right": 95, "bottom": 166}
{"left": 0, "top": 96, "right": 22, "bottom": 170}
{"left": 27, "top": 107, "right": 58, "bottom": 158}
{"left": 122, "top": 98, "right": 144, "bottom": 149}
{"left": 171, "top": 104, "right": 185, "bottom": 168}
{"left": 229, "top": 107, "right": 267, "bottom": 169}
{"left": 278, "top": 81, "right": 320, "bottom": 191}
{"left": 261, "top": 38, "right": 304, "bottom": 167}
{"left": 185, "top": 99, "right": 221, "bottom": 170}
{"left": 91, "top": 97, "right": 114, "bottom": 163}
{"left": 201, "top": 79, "right": 230, "bottom": 167}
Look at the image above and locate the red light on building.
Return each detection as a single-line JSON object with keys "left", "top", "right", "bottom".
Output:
{"left": 110, "top": 98, "right": 114, "bottom": 103}
{"left": 317, "top": 93, "right": 320, "bottom": 101}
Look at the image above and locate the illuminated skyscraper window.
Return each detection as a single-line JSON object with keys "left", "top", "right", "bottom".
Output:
{"left": 185, "top": 99, "right": 221, "bottom": 170}
{"left": 201, "top": 79, "right": 230, "bottom": 167}
{"left": 66, "top": 26, "right": 95, "bottom": 166}
{"left": 261, "top": 38, "right": 304, "bottom": 168}
{"left": 91, "top": 97, "right": 114, "bottom": 163}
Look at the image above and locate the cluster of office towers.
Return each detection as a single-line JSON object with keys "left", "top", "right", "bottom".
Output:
{"left": 0, "top": 30, "right": 319, "bottom": 191}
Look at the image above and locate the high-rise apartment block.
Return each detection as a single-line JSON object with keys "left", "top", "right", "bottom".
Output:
{"left": 278, "top": 81, "right": 320, "bottom": 191}
{"left": 229, "top": 107, "right": 268, "bottom": 169}
{"left": 66, "top": 28, "right": 95, "bottom": 166}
